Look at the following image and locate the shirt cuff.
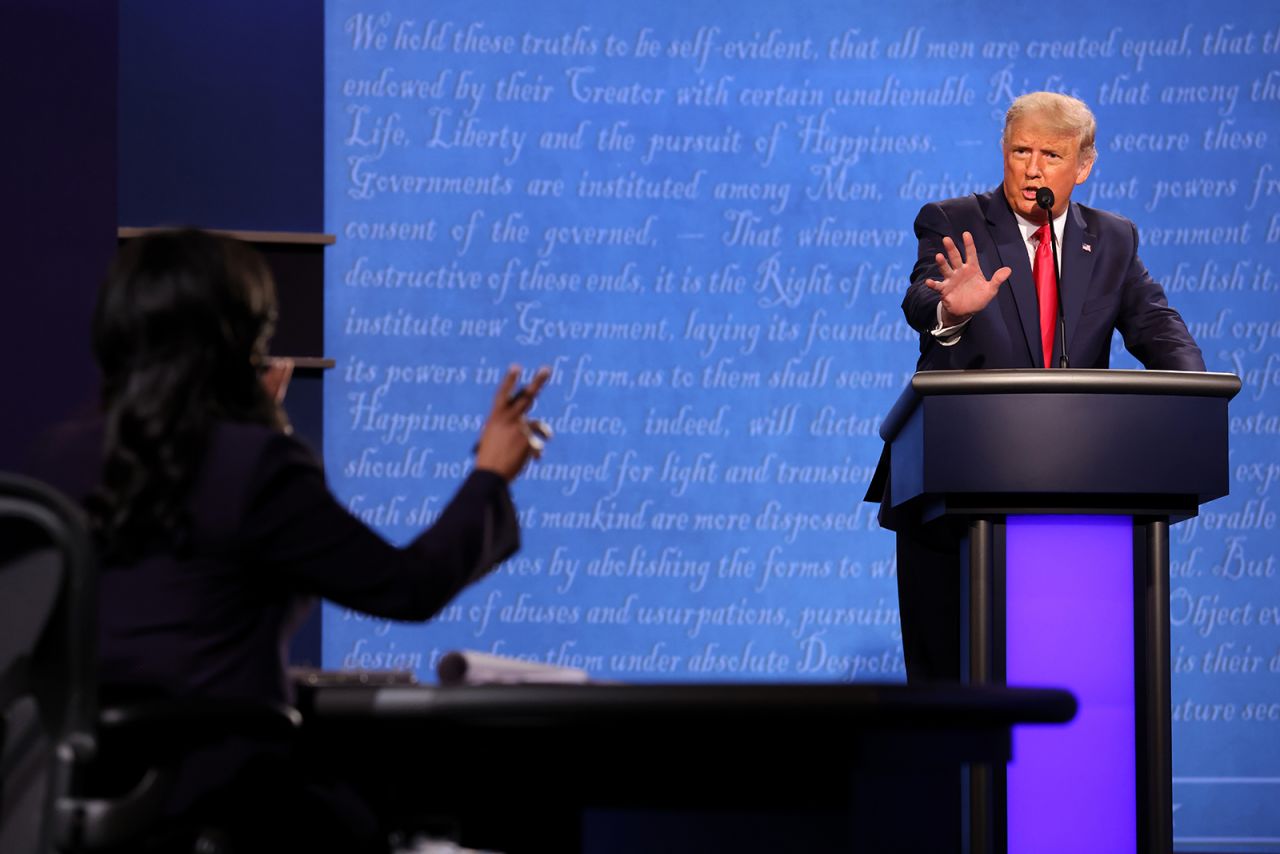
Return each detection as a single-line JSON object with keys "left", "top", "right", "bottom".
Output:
{"left": 931, "top": 303, "right": 970, "bottom": 346}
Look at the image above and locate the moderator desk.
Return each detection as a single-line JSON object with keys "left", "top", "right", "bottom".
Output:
{"left": 296, "top": 681, "right": 1075, "bottom": 853}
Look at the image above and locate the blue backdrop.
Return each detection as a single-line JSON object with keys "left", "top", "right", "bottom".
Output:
{"left": 323, "top": 1, "right": 1280, "bottom": 848}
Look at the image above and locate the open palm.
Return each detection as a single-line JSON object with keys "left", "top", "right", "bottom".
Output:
{"left": 925, "top": 231, "right": 1011, "bottom": 323}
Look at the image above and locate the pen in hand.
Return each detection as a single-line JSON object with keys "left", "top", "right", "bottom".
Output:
{"left": 471, "top": 367, "right": 554, "bottom": 470}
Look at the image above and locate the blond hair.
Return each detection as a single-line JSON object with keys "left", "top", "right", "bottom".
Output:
{"left": 1003, "top": 92, "right": 1097, "bottom": 163}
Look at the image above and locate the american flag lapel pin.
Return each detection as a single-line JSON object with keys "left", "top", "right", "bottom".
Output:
{"left": 1082, "top": 243, "right": 1092, "bottom": 253}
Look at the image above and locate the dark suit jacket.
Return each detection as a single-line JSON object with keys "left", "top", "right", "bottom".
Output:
{"left": 867, "top": 188, "right": 1205, "bottom": 513}
{"left": 902, "top": 187, "right": 1205, "bottom": 372}
{"left": 26, "top": 418, "right": 519, "bottom": 704}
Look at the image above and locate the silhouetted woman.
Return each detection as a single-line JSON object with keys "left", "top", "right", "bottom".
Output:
{"left": 27, "top": 228, "right": 549, "bottom": 851}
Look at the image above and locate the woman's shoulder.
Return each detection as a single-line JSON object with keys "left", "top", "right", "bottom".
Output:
{"left": 179, "top": 423, "right": 322, "bottom": 546}
{"left": 201, "top": 422, "right": 321, "bottom": 496}
{"left": 208, "top": 420, "right": 307, "bottom": 461}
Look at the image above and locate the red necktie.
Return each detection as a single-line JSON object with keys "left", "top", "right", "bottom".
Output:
{"left": 1033, "top": 223, "right": 1057, "bottom": 368}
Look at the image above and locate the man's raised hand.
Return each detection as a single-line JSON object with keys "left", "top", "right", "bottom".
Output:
{"left": 925, "top": 231, "right": 1011, "bottom": 325}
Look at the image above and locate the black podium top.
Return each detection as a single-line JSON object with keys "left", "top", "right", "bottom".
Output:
{"left": 294, "top": 681, "right": 1076, "bottom": 851}
{"left": 298, "top": 680, "right": 1074, "bottom": 802}
{"left": 299, "top": 680, "right": 1075, "bottom": 781}
{"left": 879, "top": 369, "right": 1241, "bottom": 519}
{"left": 302, "top": 680, "right": 1074, "bottom": 727}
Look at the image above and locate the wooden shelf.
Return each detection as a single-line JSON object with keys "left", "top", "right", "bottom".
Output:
{"left": 280, "top": 356, "right": 335, "bottom": 371}
{"left": 118, "top": 227, "right": 335, "bottom": 245}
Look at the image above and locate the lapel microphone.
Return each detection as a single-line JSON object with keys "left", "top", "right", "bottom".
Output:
{"left": 1035, "top": 187, "right": 1069, "bottom": 368}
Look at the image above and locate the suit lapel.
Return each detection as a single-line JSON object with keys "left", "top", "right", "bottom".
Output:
{"left": 1061, "top": 203, "right": 1097, "bottom": 363}
{"left": 981, "top": 190, "right": 1042, "bottom": 367}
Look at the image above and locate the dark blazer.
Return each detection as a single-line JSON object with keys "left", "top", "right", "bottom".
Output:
{"left": 901, "top": 187, "right": 1205, "bottom": 372}
{"left": 26, "top": 418, "right": 519, "bottom": 704}
{"left": 867, "top": 188, "right": 1205, "bottom": 512}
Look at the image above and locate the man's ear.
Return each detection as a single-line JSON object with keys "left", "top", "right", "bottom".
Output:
{"left": 1074, "top": 154, "right": 1095, "bottom": 186}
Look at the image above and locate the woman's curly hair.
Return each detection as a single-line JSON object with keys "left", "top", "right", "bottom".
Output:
{"left": 88, "top": 229, "right": 286, "bottom": 560}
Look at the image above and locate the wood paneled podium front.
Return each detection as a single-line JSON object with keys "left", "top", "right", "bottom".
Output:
{"left": 880, "top": 369, "right": 1241, "bottom": 854}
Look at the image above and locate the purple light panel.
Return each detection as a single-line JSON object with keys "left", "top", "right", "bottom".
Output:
{"left": 1006, "top": 515, "right": 1136, "bottom": 854}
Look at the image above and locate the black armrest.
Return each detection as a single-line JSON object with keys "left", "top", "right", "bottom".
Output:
{"left": 52, "top": 699, "right": 302, "bottom": 849}
{"left": 98, "top": 697, "right": 302, "bottom": 746}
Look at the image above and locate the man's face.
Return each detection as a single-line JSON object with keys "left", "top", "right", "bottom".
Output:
{"left": 1001, "top": 118, "right": 1094, "bottom": 222}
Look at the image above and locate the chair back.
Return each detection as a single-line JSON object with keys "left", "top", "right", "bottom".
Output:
{"left": 0, "top": 473, "right": 98, "bottom": 854}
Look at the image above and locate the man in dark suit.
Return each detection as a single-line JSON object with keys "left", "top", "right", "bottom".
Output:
{"left": 878, "top": 91, "right": 1205, "bottom": 681}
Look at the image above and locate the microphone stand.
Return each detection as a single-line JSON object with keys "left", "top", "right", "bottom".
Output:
{"left": 1047, "top": 222, "right": 1068, "bottom": 369}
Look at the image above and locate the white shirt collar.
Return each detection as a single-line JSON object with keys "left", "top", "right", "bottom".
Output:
{"left": 1014, "top": 205, "right": 1068, "bottom": 246}
{"left": 1014, "top": 205, "right": 1068, "bottom": 267}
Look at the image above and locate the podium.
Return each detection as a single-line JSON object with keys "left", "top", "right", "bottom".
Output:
{"left": 880, "top": 369, "right": 1241, "bottom": 854}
